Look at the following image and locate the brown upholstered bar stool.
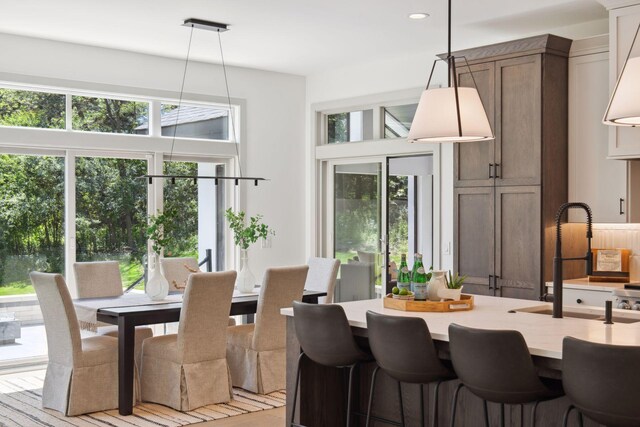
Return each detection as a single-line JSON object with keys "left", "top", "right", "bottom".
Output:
{"left": 448, "top": 324, "right": 564, "bottom": 427}
{"left": 562, "top": 337, "right": 640, "bottom": 427}
{"left": 290, "top": 301, "right": 372, "bottom": 427}
{"left": 366, "top": 311, "right": 456, "bottom": 427}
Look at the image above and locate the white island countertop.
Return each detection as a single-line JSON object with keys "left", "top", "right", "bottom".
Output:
{"left": 544, "top": 277, "right": 628, "bottom": 292}
{"left": 282, "top": 295, "right": 640, "bottom": 360}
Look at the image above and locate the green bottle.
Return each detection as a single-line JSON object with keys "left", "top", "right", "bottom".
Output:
{"left": 397, "top": 254, "right": 411, "bottom": 292}
{"left": 411, "top": 253, "right": 428, "bottom": 300}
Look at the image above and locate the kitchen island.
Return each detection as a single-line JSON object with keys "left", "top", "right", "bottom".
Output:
{"left": 282, "top": 295, "right": 640, "bottom": 426}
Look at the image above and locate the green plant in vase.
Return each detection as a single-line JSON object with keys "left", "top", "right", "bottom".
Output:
{"left": 447, "top": 270, "right": 467, "bottom": 289}
{"left": 145, "top": 208, "right": 177, "bottom": 301}
{"left": 225, "top": 208, "right": 275, "bottom": 292}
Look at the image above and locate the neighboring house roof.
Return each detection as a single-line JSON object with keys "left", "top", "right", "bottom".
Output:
{"left": 136, "top": 106, "right": 228, "bottom": 130}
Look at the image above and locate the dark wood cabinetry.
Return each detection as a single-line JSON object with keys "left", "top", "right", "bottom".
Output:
{"left": 450, "top": 35, "right": 572, "bottom": 300}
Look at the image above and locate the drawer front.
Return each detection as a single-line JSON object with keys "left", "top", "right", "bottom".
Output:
{"left": 562, "top": 288, "right": 612, "bottom": 307}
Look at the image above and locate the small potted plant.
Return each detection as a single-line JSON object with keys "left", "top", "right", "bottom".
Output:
{"left": 437, "top": 270, "right": 467, "bottom": 301}
{"left": 225, "top": 208, "right": 275, "bottom": 292}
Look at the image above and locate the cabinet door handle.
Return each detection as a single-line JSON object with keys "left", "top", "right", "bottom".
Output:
{"left": 488, "top": 274, "right": 494, "bottom": 289}
{"left": 620, "top": 198, "right": 625, "bottom": 215}
{"left": 494, "top": 275, "right": 500, "bottom": 290}
{"left": 576, "top": 298, "right": 583, "bottom": 304}
{"left": 495, "top": 163, "right": 501, "bottom": 179}
{"left": 489, "top": 164, "right": 494, "bottom": 179}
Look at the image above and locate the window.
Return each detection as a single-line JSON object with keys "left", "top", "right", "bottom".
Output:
{"left": 0, "top": 88, "right": 65, "bottom": 129}
{"left": 75, "top": 157, "right": 148, "bottom": 289}
{"left": 72, "top": 95, "right": 149, "bottom": 134}
{"left": 327, "top": 110, "right": 373, "bottom": 144}
{"left": 159, "top": 104, "right": 230, "bottom": 141}
{"left": 383, "top": 103, "right": 418, "bottom": 138}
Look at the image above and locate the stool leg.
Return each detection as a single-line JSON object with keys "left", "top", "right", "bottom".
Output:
{"left": 346, "top": 364, "right": 356, "bottom": 427}
{"left": 450, "top": 383, "right": 463, "bottom": 427}
{"left": 520, "top": 404, "right": 523, "bottom": 426}
{"left": 562, "top": 405, "right": 575, "bottom": 427}
{"left": 482, "top": 400, "right": 489, "bottom": 427}
{"left": 365, "top": 366, "right": 380, "bottom": 427}
{"left": 398, "top": 381, "right": 405, "bottom": 427}
{"left": 578, "top": 411, "right": 584, "bottom": 427}
{"left": 531, "top": 401, "right": 540, "bottom": 427}
{"left": 433, "top": 381, "right": 442, "bottom": 427}
{"left": 499, "top": 403, "right": 505, "bottom": 427}
{"left": 290, "top": 352, "right": 305, "bottom": 427}
{"left": 420, "top": 384, "right": 425, "bottom": 427}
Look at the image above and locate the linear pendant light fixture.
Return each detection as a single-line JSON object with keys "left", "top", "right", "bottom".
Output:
{"left": 408, "top": 0, "right": 494, "bottom": 143}
{"left": 141, "top": 18, "right": 267, "bottom": 186}
{"left": 604, "top": 23, "right": 640, "bottom": 126}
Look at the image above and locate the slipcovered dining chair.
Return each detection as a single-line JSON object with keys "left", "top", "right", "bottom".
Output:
{"left": 160, "top": 257, "right": 201, "bottom": 292}
{"left": 140, "top": 271, "right": 237, "bottom": 411}
{"left": 305, "top": 257, "right": 340, "bottom": 304}
{"left": 226, "top": 265, "right": 308, "bottom": 394}
{"left": 31, "top": 272, "right": 119, "bottom": 416}
{"left": 74, "top": 261, "right": 153, "bottom": 371}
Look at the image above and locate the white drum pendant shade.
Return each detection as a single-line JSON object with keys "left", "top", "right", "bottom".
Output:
{"left": 408, "top": 86, "right": 494, "bottom": 143}
{"left": 604, "top": 56, "right": 640, "bottom": 126}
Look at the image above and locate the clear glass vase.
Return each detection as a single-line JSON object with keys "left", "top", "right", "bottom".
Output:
{"left": 146, "top": 254, "right": 169, "bottom": 301}
{"left": 236, "top": 249, "right": 256, "bottom": 293}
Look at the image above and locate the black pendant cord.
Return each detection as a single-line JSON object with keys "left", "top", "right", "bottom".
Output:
{"left": 168, "top": 24, "right": 195, "bottom": 164}
{"left": 447, "top": 0, "right": 452, "bottom": 86}
{"left": 218, "top": 31, "right": 243, "bottom": 178}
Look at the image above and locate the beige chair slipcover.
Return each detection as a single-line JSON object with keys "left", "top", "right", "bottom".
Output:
{"left": 226, "top": 265, "right": 308, "bottom": 394}
{"left": 74, "top": 261, "right": 153, "bottom": 373}
{"left": 160, "top": 257, "right": 200, "bottom": 292}
{"left": 31, "top": 272, "right": 119, "bottom": 416}
{"left": 141, "top": 271, "right": 237, "bottom": 411}
{"left": 305, "top": 257, "right": 340, "bottom": 304}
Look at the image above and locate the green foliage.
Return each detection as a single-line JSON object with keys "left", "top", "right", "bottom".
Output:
{"left": 0, "top": 88, "right": 65, "bottom": 129}
{"left": 72, "top": 96, "right": 148, "bottom": 134}
{"left": 447, "top": 270, "right": 467, "bottom": 289}
{"left": 162, "top": 161, "right": 198, "bottom": 257}
{"left": 147, "top": 207, "right": 177, "bottom": 255}
{"left": 225, "top": 209, "right": 274, "bottom": 250}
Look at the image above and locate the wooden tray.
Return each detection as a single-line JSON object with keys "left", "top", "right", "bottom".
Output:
{"left": 383, "top": 294, "right": 474, "bottom": 312}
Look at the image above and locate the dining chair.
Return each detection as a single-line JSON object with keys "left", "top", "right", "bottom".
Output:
{"left": 227, "top": 265, "right": 308, "bottom": 394}
{"left": 74, "top": 261, "right": 153, "bottom": 371}
{"left": 160, "top": 257, "right": 200, "bottom": 292}
{"left": 30, "top": 272, "right": 120, "bottom": 416}
{"left": 140, "top": 271, "right": 236, "bottom": 411}
{"left": 305, "top": 257, "right": 340, "bottom": 304}
{"left": 160, "top": 256, "right": 236, "bottom": 327}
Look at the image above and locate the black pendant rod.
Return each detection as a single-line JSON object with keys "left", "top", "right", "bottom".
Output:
{"left": 447, "top": 0, "right": 452, "bottom": 86}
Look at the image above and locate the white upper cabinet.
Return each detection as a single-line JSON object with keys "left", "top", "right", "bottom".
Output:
{"left": 609, "top": 4, "right": 640, "bottom": 158}
{"left": 569, "top": 37, "right": 628, "bottom": 223}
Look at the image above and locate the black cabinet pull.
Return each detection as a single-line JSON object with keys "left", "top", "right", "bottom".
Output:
{"left": 494, "top": 275, "right": 500, "bottom": 290}
{"left": 489, "top": 163, "right": 494, "bottom": 179}
{"left": 620, "top": 198, "right": 625, "bottom": 215}
{"left": 495, "top": 163, "right": 501, "bottom": 179}
{"left": 488, "top": 274, "right": 494, "bottom": 289}
{"left": 576, "top": 298, "right": 583, "bottom": 304}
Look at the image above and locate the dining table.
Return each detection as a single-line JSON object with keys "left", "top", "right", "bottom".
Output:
{"left": 74, "top": 289, "right": 327, "bottom": 415}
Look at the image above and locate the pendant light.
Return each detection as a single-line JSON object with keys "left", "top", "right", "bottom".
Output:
{"left": 603, "top": 23, "right": 640, "bottom": 126}
{"left": 408, "top": 0, "right": 494, "bottom": 143}
{"left": 142, "top": 18, "right": 267, "bottom": 186}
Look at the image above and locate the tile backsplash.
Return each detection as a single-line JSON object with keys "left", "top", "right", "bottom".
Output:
{"left": 592, "top": 224, "right": 640, "bottom": 281}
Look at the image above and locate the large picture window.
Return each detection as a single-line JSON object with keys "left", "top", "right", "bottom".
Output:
{"left": 0, "top": 88, "right": 65, "bottom": 129}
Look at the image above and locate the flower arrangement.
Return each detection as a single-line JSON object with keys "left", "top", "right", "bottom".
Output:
{"left": 225, "top": 208, "right": 275, "bottom": 250}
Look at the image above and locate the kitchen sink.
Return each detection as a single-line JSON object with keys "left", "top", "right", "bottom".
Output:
{"left": 513, "top": 306, "right": 640, "bottom": 324}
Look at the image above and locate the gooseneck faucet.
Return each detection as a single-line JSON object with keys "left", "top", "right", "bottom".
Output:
{"left": 553, "top": 202, "right": 593, "bottom": 318}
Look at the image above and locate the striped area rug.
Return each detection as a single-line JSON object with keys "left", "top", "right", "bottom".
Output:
{"left": 0, "top": 371, "right": 285, "bottom": 426}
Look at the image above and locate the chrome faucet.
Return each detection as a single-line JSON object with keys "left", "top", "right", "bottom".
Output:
{"left": 553, "top": 202, "right": 593, "bottom": 318}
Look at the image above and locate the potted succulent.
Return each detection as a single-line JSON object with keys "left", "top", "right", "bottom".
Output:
{"left": 225, "top": 209, "right": 275, "bottom": 292}
{"left": 437, "top": 270, "right": 467, "bottom": 301}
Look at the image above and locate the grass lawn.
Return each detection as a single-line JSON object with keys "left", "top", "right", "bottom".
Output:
{"left": 0, "top": 281, "right": 34, "bottom": 296}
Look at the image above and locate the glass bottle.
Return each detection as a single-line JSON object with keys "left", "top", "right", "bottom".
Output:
{"left": 397, "top": 254, "right": 411, "bottom": 292}
{"left": 411, "top": 253, "right": 428, "bottom": 300}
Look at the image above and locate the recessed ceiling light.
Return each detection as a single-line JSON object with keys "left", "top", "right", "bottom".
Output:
{"left": 409, "top": 12, "right": 430, "bottom": 20}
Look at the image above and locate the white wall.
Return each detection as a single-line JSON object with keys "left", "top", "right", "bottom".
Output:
{"left": 0, "top": 32, "right": 307, "bottom": 281}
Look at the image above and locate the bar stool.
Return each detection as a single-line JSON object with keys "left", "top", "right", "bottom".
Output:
{"left": 562, "top": 336, "right": 640, "bottom": 427}
{"left": 290, "top": 301, "right": 372, "bottom": 427}
{"left": 366, "top": 311, "right": 456, "bottom": 427}
{"left": 448, "top": 324, "right": 563, "bottom": 427}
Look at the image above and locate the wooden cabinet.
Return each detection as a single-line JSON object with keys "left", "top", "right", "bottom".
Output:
{"left": 451, "top": 35, "right": 572, "bottom": 300}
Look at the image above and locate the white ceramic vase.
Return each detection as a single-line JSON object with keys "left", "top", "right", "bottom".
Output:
{"left": 437, "top": 286, "right": 463, "bottom": 301}
{"left": 236, "top": 249, "right": 256, "bottom": 293}
{"left": 427, "top": 270, "right": 448, "bottom": 301}
{"left": 146, "top": 254, "right": 169, "bottom": 301}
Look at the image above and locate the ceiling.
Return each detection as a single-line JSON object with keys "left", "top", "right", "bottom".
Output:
{"left": 0, "top": 0, "right": 608, "bottom": 76}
